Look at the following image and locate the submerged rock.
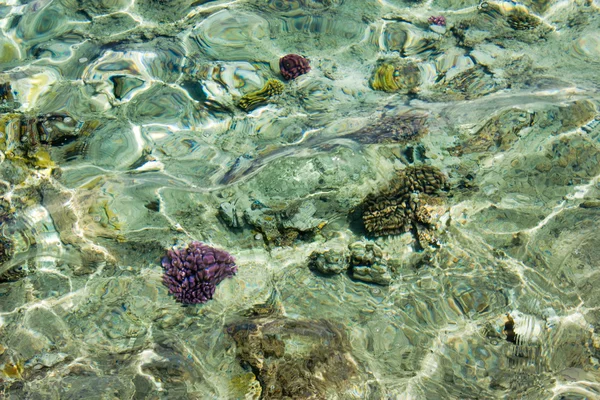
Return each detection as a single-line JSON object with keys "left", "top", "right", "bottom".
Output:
{"left": 244, "top": 200, "right": 325, "bottom": 247}
{"left": 348, "top": 241, "right": 392, "bottom": 285}
{"left": 505, "top": 6, "right": 542, "bottom": 31}
{"left": 345, "top": 111, "right": 429, "bottom": 144}
{"left": 0, "top": 264, "right": 29, "bottom": 284}
{"left": 0, "top": 204, "right": 13, "bottom": 267}
{"left": 0, "top": 236, "right": 11, "bottom": 266}
{"left": 110, "top": 75, "right": 145, "bottom": 100}
{"left": 352, "top": 263, "right": 392, "bottom": 286}
{"left": 440, "top": 66, "right": 503, "bottom": 100}
{"left": 218, "top": 201, "right": 241, "bottom": 228}
{"left": 229, "top": 372, "right": 262, "bottom": 400}
{"left": 307, "top": 249, "right": 347, "bottom": 275}
{"left": 280, "top": 201, "right": 323, "bottom": 232}
{"left": 0, "top": 111, "right": 99, "bottom": 169}
{"left": 448, "top": 108, "right": 534, "bottom": 155}
{"left": 226, "top": 316, "right": 372, "bottom": 399}
{"left": 0, "top": 82, "right": 19, "bottom": 111}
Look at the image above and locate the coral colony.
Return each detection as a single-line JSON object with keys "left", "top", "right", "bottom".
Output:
{"left": 238, "top": 79, "right": 285, "bottom": 111}
{"left": 279, "top": 54, "right": 311, "bottom": 80}
{"left": 161, "top": 241, "right": 237, "bottom": 304}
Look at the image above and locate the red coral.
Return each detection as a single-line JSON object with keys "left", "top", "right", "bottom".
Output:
{"left": 162, "top": 241, "right": 237, "bottom": 304}
{"left": 279, "top": 54, "right": 311, "bottom": 80}
{"left": 428, "top": 15, "right": 446, "bottom": 26}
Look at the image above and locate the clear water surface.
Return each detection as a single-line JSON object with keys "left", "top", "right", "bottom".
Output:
{"left": 1, "top": 0, "right": 599, "bottom": 399}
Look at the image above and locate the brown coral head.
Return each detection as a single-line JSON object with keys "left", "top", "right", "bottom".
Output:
{"left": 279, "top": 54, "right": 311, "bottom": 80}
{"left": 360, "top": 166, "right": 449, "bottom": 240}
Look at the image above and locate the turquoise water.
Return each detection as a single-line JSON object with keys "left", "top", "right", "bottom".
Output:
{"left": 1, "top": 0, "right": 600, "bottom": 398}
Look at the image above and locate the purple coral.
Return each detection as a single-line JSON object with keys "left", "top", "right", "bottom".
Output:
{"left": 428, "top": 15, "right": 446, "bottom": 26}
{"left": 162, "top": 241, "right": 237, "bottom": 304}
{"left": 279, "top": 54, "right": 311, "bottom": 80}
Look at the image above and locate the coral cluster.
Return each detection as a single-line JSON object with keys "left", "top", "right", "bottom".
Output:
{"left": 161, "top": 241, "right": 237, "bottom": 304}
{"left": 238, "top": 79, "right": 285, "bottom": 111}
{"left": 428, "top": 15, "right": 446, "bottom": 26}
{"left": 307, "top": 249, "right": 346, "bottom": 275}
{"left": 361, "top": 165, "right": 449, "bottom": 248}
{"left": 307, "top": 242, "right": 393, "bottom": 285}
{"left": 279, "top": 54, "right": 311, "bottom": 80}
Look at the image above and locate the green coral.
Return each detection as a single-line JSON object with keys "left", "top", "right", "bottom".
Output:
{"left": 238, "top": 79, "right": 285, "bottom": 111}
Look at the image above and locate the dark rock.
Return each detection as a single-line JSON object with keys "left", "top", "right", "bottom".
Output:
{"left": 348, "top": 241, "right": 392, "bottom": 285}
{"left": 226, "top": 316, "right": 373, "bottom": 399}
{"left": 218, "top": 201, "right": 240, "bottom": 228}
{"left": 307, "top": 249, "right": 347, "bottom": 275}
{"left": 110, "top": 75, "right": 145, "bottom": 100}
{"left": 244, "top": 201, "right": 324, "bottom": 247}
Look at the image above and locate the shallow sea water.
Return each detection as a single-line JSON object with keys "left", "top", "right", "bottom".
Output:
{"left": 1, "top": 0, "right": 600, "bottom": 399}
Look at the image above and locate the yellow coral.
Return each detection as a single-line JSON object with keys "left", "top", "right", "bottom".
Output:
{"left": 1, "top": 359, "right": 24, "bottom": 380}
{"left": 0, "top": 113, "right": 21, "bottom": 152}
{"left": 238, "top": 79, "right": 285, "bottom": 111}
{"left": 230, "top": 372, "right": 262, "bottom": 400}
{"left": 0, "top": 113, "right": 56, "bottom": 168}
{"left": 30, "top": 149, "right": 55, "bottom": 168}
{"left": 370, "top": 61, "right": 420, "bottom": 93}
